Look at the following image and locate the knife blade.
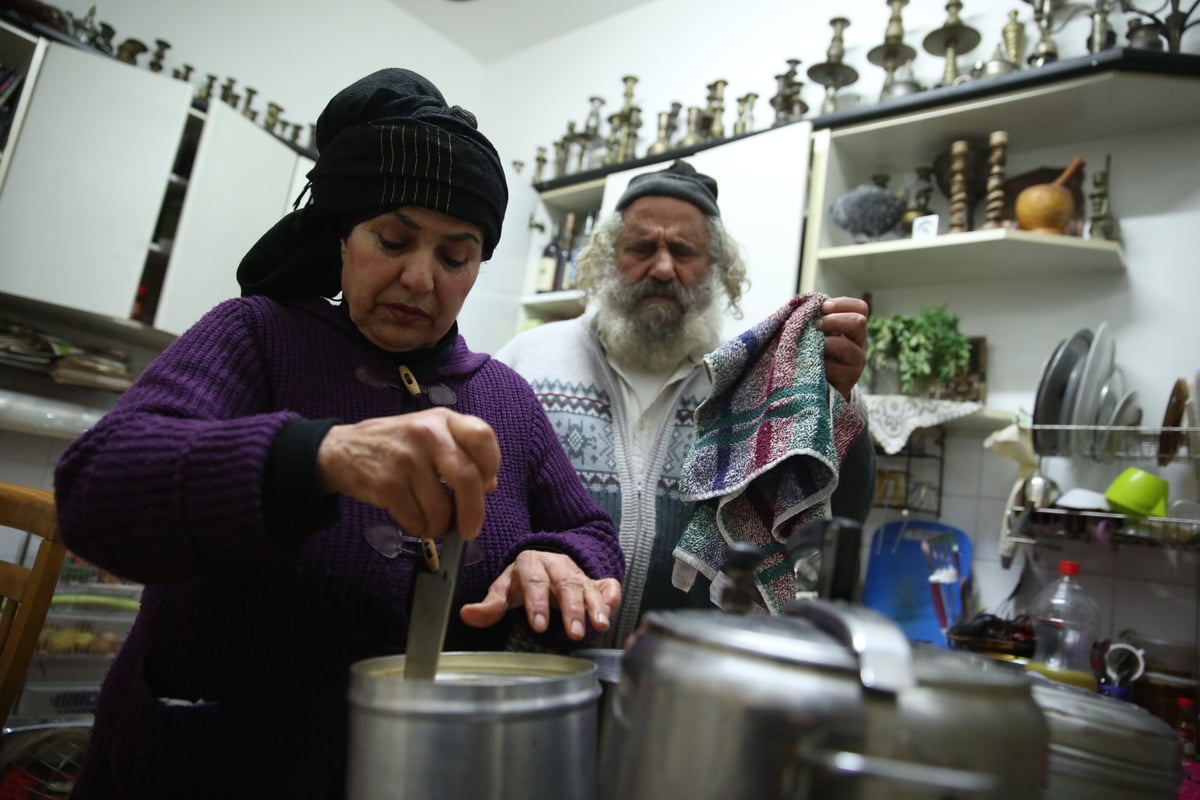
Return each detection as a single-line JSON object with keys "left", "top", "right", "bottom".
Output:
{"left": 404, "top": 527, "right": 466, "bottom": 680}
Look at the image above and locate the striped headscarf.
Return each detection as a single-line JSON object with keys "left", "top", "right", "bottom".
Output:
{"left": 237, "top": 68, "right": 508, "bottom": 299}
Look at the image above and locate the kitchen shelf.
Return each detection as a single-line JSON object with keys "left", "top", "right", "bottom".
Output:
{"left": 816, "top": 228, "right": 1125, "bottom": 291}
{"left": 1009, "top": 505, "right": 1200, "bottom": 550}
{"left": 538, "top": 177, "right": 604, "bottom": 214}
{"left": 1025, "top": 424, "right": 1199, "bottom": 463}
{"left": 520, "top": 290, "right": 587, "bottom": 322}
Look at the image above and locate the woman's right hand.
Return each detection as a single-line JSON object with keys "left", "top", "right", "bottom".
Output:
{"left": 316, "top": 408, "right": 501, "bottom": 540}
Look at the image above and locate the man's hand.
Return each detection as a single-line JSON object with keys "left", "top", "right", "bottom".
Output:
{"left": 817, "top": 296, "right": 869, "bottom": 401}
{"left": 316, "top": 408, "right": 501, "bottom": 540}
{"left": 459, "top": 550, "right": 622, "bottom": 641}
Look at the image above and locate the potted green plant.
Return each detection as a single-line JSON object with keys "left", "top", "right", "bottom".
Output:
{"left": 865, "top": 306, "right": 972, "bottom": 396}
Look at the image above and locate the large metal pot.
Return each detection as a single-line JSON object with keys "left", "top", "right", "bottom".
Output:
{"left": 600, "top": 600, "right": 1048, "bottom": 800}
{"left": 1030, "top": 674, "right": 1182, "bottom": 799}
{"left": 347, "top": 651, "right": 600, "bottom": 800}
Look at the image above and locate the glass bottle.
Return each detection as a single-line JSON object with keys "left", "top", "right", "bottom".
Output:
{"left": 534, "top": 220, "right": 561, "bottom": 293}
{"left": 563, "top": 212, "right": 595, "bottom": 291}
{"left": 552, "top": 212, "right": 576, "bottom": 292}
{"left": 1026, "top": 560, "right": 1101, "bottom": 691}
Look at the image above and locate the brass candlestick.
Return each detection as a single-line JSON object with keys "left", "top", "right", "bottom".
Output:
{"left": 982, "top": 130, "right": 1009, "bottom": 229}
{"left": 172, "top": 64, "right": 194, "bottom": 82}
{"left": 948, "top": 139, "right": 971, "bottom": 233}
{"left": 114, "top": 38, "right": 148, "bottom": 65}
{"left": 647, "top": 112, "right": 673, "bottom": 156}
{"left": 704, "top": 79, "right": 728, "bottom": 140}
{"left": 242, "top": 87, "right": 258, "bottom": 121}
{"left": 1004, "top": 9, "right": 1026, "bottom": 64}
{"left": 867, "top": 0, "right": 918, "bottom": 101}
{"left": 533, "top": 146, "right": 548, "bottom": 184}
{"left": 1119, "top": 0, "right": 1199, "bottom": 54}
{"left": 265, "top": 102, "right": 284, "bottom": 135}
{"left": 922, "top": 1, "right": 981, "bottom": 87}
{"left": 808, "top": 17, "right": 860, "bottom": 115}
{"left": 733, "top": 92, "right": 758, "bottom": 135}
{"left": 676, "top": 106, "right": 706, "bottom": 148}
{"left": 148, "top": 39, "right": 170, "bottom": 72}
{"left": 768, "top": 58, "right": 807, "bottom": 126}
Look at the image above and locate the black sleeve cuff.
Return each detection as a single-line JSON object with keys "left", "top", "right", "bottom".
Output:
{"left": 263, "top": 418, "right": 340, "bottom": 544}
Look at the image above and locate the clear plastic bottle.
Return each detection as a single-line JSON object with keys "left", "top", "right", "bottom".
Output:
{"left": 1025, "top": 560, "right": 1101, "bottom": 691}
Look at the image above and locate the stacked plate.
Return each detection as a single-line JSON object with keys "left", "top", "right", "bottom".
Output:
{"left": 1033, "top": 323, "right": 1139, "bottom": 459}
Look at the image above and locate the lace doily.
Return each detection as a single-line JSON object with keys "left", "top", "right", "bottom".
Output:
{"left": 865, "top": 394, "right": 983, "bottom": 454}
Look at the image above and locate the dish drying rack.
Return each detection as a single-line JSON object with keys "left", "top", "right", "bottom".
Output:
{"left": 1023, "top": 423, "right": 1200, "bottom": 463}
{"left": 1008, "top": 505, "right": 1200, "bottom": 550}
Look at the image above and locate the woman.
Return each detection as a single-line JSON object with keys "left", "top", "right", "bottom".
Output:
{"left": 53, "top": 68, "right": 624, "bottom": 799}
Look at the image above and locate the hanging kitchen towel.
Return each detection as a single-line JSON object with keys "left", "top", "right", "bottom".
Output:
{"left": 672, "top": 294, "right": 865, "bottom": 614}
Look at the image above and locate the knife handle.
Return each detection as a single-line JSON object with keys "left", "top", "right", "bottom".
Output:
{"left": 420, "top": 537, "right": 440, "bottom": 572}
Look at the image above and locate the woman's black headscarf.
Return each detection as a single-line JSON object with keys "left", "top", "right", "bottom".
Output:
{"left": 237, "top": 68, "right": 508, "bottom": 299}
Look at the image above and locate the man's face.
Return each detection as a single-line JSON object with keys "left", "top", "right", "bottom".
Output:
{"left": 613, "top": 196, "right": 712, "bottom": 325}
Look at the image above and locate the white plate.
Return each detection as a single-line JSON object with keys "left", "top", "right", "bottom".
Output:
{"left": 1068, "top": 321, "right": 1115, "bottom": 459}
{"left": 1097, "top": 389, "right": 1142, "bottom": 459}
{"left": 1055, "top": 329, "right": 1094, "bottom": 456}
{"left": 1092, "top": 367, "right": 1125, "bottom": 460}
{"left": 1033, "top": 329, "right": 1092, "bottom": 456}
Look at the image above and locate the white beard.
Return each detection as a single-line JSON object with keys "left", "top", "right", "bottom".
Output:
{"left": 594, "top": 274, "right": 723, "bottom": 372}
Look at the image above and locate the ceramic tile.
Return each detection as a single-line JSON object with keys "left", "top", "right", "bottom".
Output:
{"left": 0, "top": 430, "right": 58, "bottom": 468}
{"left": 978, "top": 449, "right": 1020, "bottom": 500}
{"left": 1111, "top": 578, "right": 1199, "bottom": 645}
{"left": 939, "top": 496, "right": 979, "bottom": 535}
{"left": 971, "top": 497, "right": 1007, "bottom": 563}
{"left": 1025, "top": 536, "right": 1117, "bottom": 578}
{"left": 1109, "top": 545, "right": 1200, "bottom": 586}
{"left": 970, "top": 558, "right": 1028, "bottom": 616}
{"left": 942, "top": 434, "right": 983, "bottom": 496}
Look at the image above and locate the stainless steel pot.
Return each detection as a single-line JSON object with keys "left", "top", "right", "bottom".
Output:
{"left": 347, "top": 651, "right": 600, "bottom": 800}
{"left": 600, "top": 601, "right": 1047, "bottom": 800}
{"left": 1030, "top": 675, "right": 1182, "bottom": 799}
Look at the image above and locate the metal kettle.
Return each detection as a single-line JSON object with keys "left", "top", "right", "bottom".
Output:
{"left": 598, "top": 519, "right": 1049, "bottom": 800}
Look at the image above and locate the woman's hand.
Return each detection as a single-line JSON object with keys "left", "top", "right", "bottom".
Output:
{"left": 316, "top": 408, "right": 501, "bottom": 540}
{"left": 459, "top": 550, "right": 622, "bottom": 641}
{"left": 817, "top": 296, "right": 869, "bottom": 401}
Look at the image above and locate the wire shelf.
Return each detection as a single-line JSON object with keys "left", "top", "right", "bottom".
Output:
{"left": 1008, "top": 505, "right": 1200, "bottom": 549}
{"left": 1024, "top": 424, "right": 1199, "bottom": 462}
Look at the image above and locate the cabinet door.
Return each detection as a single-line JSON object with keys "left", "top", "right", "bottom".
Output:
{"left": 0, "top": 40, "right": 191, "bottom": 320}
{"left": 153, "top": 102, "right": 302, "bottom": 335}
{"left": 599, "top": 122, "right": 813, "bottom": 342}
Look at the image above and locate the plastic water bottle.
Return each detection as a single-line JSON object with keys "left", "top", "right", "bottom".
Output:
{"left": 1026, "top": 560, "right": 1101, "bottom": 691}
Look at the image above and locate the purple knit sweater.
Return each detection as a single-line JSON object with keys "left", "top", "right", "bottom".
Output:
{"left": 54, "top": 295, "right": 624, "bottom": 799}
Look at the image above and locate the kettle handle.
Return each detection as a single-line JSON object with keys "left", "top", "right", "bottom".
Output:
{"left": 789, "top": 746, "right": 997, "bottom": 796}
{"left": 788, "top": 600, "right": 915, "bottom": 693}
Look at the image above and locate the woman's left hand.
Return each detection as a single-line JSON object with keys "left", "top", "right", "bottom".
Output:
{"left": 459, "top": 550, "right": 622, "bottom": 641}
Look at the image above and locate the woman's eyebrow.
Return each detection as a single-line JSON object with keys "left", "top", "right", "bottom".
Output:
{"left": 391, "top": 210, "right": 481, "bottom": 243}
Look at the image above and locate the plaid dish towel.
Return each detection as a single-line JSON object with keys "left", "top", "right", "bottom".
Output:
{"left": 671, "top": 294, "right": 865, "bottom": 614}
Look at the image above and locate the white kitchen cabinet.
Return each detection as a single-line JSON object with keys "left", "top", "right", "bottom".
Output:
{"left": 0, "top": 19, "right": 319, "bottom": 339}
{"left": 0, "top": 20, "right": 191, "bottom": 321}
{"left": 153, "top": 102, "right": 309, "bottom": 336}
{"left": 515, "top": 121, "right": 813, "bottom": 342}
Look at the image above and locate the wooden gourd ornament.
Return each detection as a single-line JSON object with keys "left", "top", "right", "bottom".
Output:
{"left": 1015, "top": 157, "right": 1084, "bottom": 234}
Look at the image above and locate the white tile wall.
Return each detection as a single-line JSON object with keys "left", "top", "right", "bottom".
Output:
{"left": 861, "top": 429, "right": 1200, "bottom": 675}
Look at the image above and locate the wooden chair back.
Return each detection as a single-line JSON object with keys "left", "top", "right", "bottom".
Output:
{"left": 0, "top": 482, "right": 66, "bottom": 728}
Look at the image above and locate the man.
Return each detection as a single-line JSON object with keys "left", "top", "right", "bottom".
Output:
{"left": 497, "top": 160, "right": 873, "bottom": 646}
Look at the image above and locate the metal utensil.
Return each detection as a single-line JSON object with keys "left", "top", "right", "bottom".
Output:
{"left": 404, "top": 528, "right": 466, "bottom": 680}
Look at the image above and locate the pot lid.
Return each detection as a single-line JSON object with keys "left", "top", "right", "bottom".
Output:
{"left": 1030, "top": 675, "right": 1182, "bottom": 772}
{"left": 642, "top": 609, "right": 860, "bottom": 675}
{"left": 644, "top": 603, "right": 1033, "bottom": 695}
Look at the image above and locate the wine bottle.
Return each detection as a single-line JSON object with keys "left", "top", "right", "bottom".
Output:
{"left": 563, "top": 212, "right": 595, "bottom": 291}
{"left": 534, "top": 220, "right": 561, "bottom": 293}
{"left": 552, "top": 212, "right": 576, "bottom": 292}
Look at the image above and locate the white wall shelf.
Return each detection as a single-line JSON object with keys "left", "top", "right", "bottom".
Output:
{"left": 520, "top": 290, "right": 586, "bottom": 322}
{"left": 816, "top": 229, "right": 1126, "bottom": 294}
